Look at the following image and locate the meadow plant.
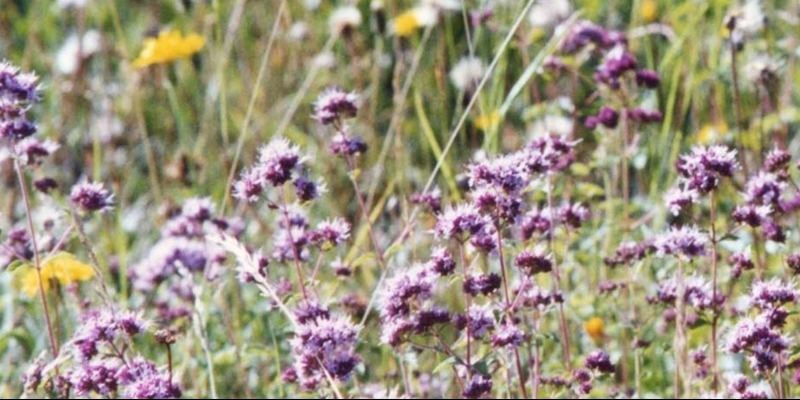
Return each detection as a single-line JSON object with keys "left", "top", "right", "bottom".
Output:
{"left": 3, "top": 1, "right": 800, "bottom": 399}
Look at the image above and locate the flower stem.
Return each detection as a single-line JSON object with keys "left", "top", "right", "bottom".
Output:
{"left": 546, "top": 175, "right": 572, "bottom": 370}
{"left": 14, "top": 160, "right": 59, "bottom": 359}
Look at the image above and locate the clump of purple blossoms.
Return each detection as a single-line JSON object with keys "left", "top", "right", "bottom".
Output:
{"left": 289, "top": 313, "right": 361, "bottom": 390}
{"left": 233, "top": 138, "right": 309, "bottom": 201}
{"left": 0, "top": 61, "right": 40, "bottom": 142}
{"left": 70, "top": 181, "right": 115, "bottom": 213}
{"left": 584, "top": 350, "right": 615, "bottom": 374}
{"left": 312, "top": 87, "right": 358, "bottom": 126}
{"left": 675, "top": 145, "right": 739, "bottom": 193}
{"left": 724, "top": 279, "right": 797, "bottom": 375}
{"left": 653, "top": 225, "right": 708, "bottom": 259}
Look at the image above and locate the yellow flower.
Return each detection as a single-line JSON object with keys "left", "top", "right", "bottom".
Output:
{"left": 584, "top": 317, "right": 605, "bottom": 341}
{"left": 474, "top": 111, "right": 500, "bottom": 131}
{"left": 393, "top": 10, "right": 421, "bottom": 37}
{"left": 641, "top": 0, "right": 657, "bottom": 23}
{"left": 133, "top": 30, "right": 205, "bottom": 68}
{"left": 19, "top": 252, "right": 95, "bottom": 296}
{"left": 697, "top": 121, "right": 728, "bottom": 144}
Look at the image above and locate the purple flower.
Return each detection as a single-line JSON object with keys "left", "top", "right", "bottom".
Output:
{"left": 33, "top": 177, "right": 58, "bottom": 194}
{"left": 412, "top": 308, "right": 451, "bottom": 334}
{"left": 67, "top": 360, "right": 121, "bottom": 397}
{"left": 584, "top": 350, "right": 615, "bottom": 373}
{"left": 290, "top": 315, "right": 361, "bottom": 388}
{"left": 0, "top": 61, "right": 40, "bottom": 103}
{"left": 724, "top": 314, "right": 788, "bottom": 353}
{"left": 69, "top": 181, "right": 115, "bottom": 213}
{"left": 525, "top": 134, "right": 578, "bottom": 174}
{"left": 585, "top": 106, "right": 619, "bottom": 129}
{"left": 329, "top": 134, "right": 368, "bottom": 156}
{"left": 787, "top": 253, "right": 800, "bottom": 275}
{"left": 603, "top": 240, "right": 650, "bottom": 268}
{"left": 515, "top": 248, "right": 553, "bottom": 275}
{"left": 744, "top": 171, "right": 785, "bottom": 205}
{"left": 434, "top": 204, "right": 487, "bottom": 240}
{"left": 380, "top": 263, "right": 437, "bottom": 319}
{"left": 118, "top": 358, "right": 182, "bottom": 399}
{"left": 764, "top": 148, "right": 791, "bottom": 172}
{"left": 676, "top": 145, "right": 739, "bottom": 193}
{"left": 410, "top": 190, "right": 442, "bottom": 213}
{"left": 558, "top": 202, "right": 590, "bottom": 228}
{"left": 428, "top": 247, "right": 456, "bottom": 276}
{"left": 307, "top": 218, "right": 351, "bottom": 248}
{"left": 729, "top": 252, "right": 754, "bottom": 279}
{"left": 293, "top": 177, "right": 324, "bottom": 203}
{"left": 491, "top": 322, "right": 526, "bottom": 348}
{"left": 664, "top": 187, "right": 698, "bottom": 216}
{"left": 625, "top": 107, "right": 663, "bottom": 124}
{"left": 468, "top": 152, "right": 531, "bottom": 194}
{"left": 732, "top": 204, "right": 772, "bottom": 227}
{"left": 463, "top": 273, "right": 502, "bottom": 296}
{"left": 462, "top": 374, "right": 493, "bottom": 399}
{"left": 313, "top": 87, "right": 358, "bottom": 126}
{"left": 654, "top": 225, "right": 708, "bottom": 259}
{"left": 635, "top": 69, "right": 660, "bottom": 88}
{"left": 749, "top": 279, "right": 797, "bottom": 309}
{"left": 454, "top": 304, "right": 495, "bottom": 338}
{"left": 13, "top": 137, "right": 58, "bottom": 166}
{"left": 520, "top": 208, "right": 552, "bottom": 239}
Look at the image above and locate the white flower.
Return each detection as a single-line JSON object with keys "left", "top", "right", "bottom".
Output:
{"left": 449, "top": 57, "right": 485, "bottom": 91}
{"left": 55, "top": 30, "right": 102, "bottom": 75}
{"left": 329, "top": 6, "right": 363, "bottom": 36}
{"left": 528, "top": 0, "right": 571, "bottom": 28}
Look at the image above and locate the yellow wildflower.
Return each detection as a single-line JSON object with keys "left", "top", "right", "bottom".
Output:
{"left": 697, "top": 121, "right": 728, "bottom": 144}
{"left": 584, "top": 317, "right": 605, "bottom": 342}
{"left": 132, "top": 29, "right": 205, "bottom": 68}
{"left": 474, "top": 111, "right": 500, "bottom": 131}
{"left": 641, "top": 0, "right": 657, "bottom": 23}
{"left": 393, "top": 10, "right": 421, "bottom": 37}
{"left": 19, "top": 252, "right": 95, "bottom": 296}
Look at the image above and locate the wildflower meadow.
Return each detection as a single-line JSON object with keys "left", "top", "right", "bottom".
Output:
{"left": 2, "top": 0, "right": 800, "bottom": 398}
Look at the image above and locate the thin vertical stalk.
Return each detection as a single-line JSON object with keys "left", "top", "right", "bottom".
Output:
{"left": 546, "top": 175, "right": 572, "bottom": 370}
{"left": 14, "top": 160, "right": 59, "bottom": 359}
{"left": 709, "top": 192, "right": 720, "bottom": 393}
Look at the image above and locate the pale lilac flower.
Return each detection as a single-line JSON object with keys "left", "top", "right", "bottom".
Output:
{"left": 676, "top": 145, "right": 739, "bottom": 192}
{"left": 14, "top": 137, "right": 58, "bottom": 166}
{"left": 665, "top": 187, "right": 698, "bottom": 216}
{"left": 731, "top": 204, "right": 772, "bottom": 227}
{"left": 749, "top": 279, "right": 797, "bottom": 309}
{"left": 434, "top": 204, "right": 487, "bottom": 240}
{"left": 313, "top": 87, "right": 358, "bottom": 125}
{"left": 462, "top": 374, "right": 493, "bottom": 399}
{"left": 653, "top": 225, "right": 708, "bottom": 259}
{"left": 744, "top": 171, "right": 786, "bottom": 205}
{"left": 491, "top": 322, "right": 525, "bottom": 348}
{"left": 70, "top": 181, "right": 115, "bottom": 213}
{"left": 290, "top": 315, "right": 361, "bottom": 388}
{"left": 764, "top": 148, "right": 791, "bottom": 172}
{"left": 307, "top": 218, "right": 351, "bottom": 247}
{"left": 454, "top": 304, "right": 495, "bottom": 338}
{"left": 515, "top": 248, "right": 552, "bottom": 275}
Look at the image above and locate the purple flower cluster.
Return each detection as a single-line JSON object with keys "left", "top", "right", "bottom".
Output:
{"left": 653, "top": 225, "right": 708, "bottom": 259}
{"left": 70, "top": 180, "right": 115, "bottom": 213}
{"left": 655, "top": 275, "right": 717, "bottom": 311}
{"left": 72, "top": 309, "right": 148, "bottom": 361}
{"left": 129, "top": 198, "right": 242, "bottom": 323}
{"left": 290, "top": 313, "right": 361, "bottom": 389}
{"left": 233, "top": 138, "right": 311, "bottom": 201}
{"left": 379, "top": 261, "right": 448, "bottom": 346}
{"left": 725, "top": 279, "right": 797, "bottom": 375}
{"left": 313, "top": 88, "right": 367, "bottom": 157}
{"left": 312, "top": 87, "right": 358, "bottom": 126}
{"left": 0, "top": 61, "right": 40, "bottom": 141}
{"left": 675, "top": 145, "right": 739, "bottom": 194}
{"left": 584, "top": 350, "right": 615, "bottom": 374}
